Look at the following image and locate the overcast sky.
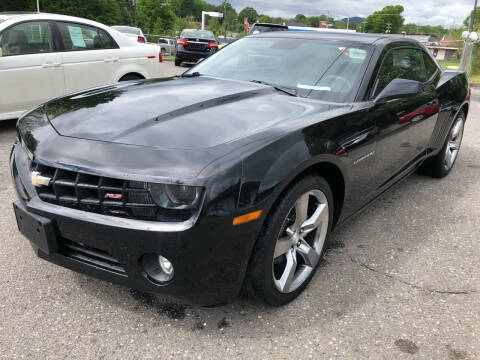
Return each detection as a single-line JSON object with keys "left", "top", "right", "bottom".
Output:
{"left": 210, "top": 0, "right": 475, "bottom": 27}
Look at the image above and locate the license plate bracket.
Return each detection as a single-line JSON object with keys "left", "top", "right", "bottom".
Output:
{"left": 13, "top": 201, "right": 57, "bottom": 254}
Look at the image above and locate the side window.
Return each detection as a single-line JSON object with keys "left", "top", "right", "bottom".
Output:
{"left": 56, "top": 22, "right": 116, "bottom": 51}
{"left": 0, "top": 21, "right": 53, "bottom": 56}
{"left": 423, "top": 52, "right": 439, "bottom": 80}
{"left": 374, "top": 48, "right": 426, "bottom": 97}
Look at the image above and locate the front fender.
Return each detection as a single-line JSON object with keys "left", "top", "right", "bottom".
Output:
{"left": 238, "top": 131, "right": 347, "bottom": 213}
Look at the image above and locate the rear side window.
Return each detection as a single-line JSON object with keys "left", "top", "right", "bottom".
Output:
{"left": 0, "top": 21, "right": 53, "bottom": 56}
{"left": 57, "top": 22, "right": 117, "bottom": 51}
{"left": 423, "top": 52, "right": 439, "bottom": 80}
{"left": 374, "top": 48, "right": 426, "bottom": 96}
{"left": 181, "top": 30, "right": 215, "bottom": 41}
{"left": 112, "top": 26, "right": 140, "bottom": 35}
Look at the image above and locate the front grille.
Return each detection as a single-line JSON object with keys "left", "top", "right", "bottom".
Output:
{"left": 186, "top": 42, "right": 207, "bottom": 51}
{"left": 32, "top": 162, "right": 193, "bottom": 222}
{"left": 59, "top": 238, "right": 126, "bottom": 275}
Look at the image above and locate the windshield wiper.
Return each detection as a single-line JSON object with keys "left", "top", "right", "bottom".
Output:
{"left": 250, "top": 80, "right": 297, "bottom": 97}
{"left": 181, "top": 72, "right": 202, "bottom": 78}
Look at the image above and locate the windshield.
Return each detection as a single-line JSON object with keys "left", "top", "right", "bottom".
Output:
{"left": 112, "top": 26, "right": 141, "bottom": 35}
{"left": 181, "top": 30, "right": 215, "bottom": 40}
{"left": 188, "top": 37, "right": 371, "bottom": 102}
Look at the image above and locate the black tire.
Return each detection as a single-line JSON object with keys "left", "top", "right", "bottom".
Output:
{"left": 420, "top": 110, "right": 465, "bottom": 178}
{"left": 119, "top": 73, "right": 144, "bottom": 82}
{"left": 244, "top": 175, "right": 334, "bottom": 306}
{"left": 175, "top": 58, "right": 182, "bottom": 66}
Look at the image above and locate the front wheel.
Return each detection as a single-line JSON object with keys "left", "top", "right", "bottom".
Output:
{"left": 174, "top": 58, "right": 182, "bottom": 66}
{"left": 420, "top": 110, "right": 465, "bottom": 178}
{"left": 244, "top": 175, "right": 333, "bottom": 306}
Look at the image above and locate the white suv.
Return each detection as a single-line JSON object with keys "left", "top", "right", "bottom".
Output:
{"left": 0, "top": 13, "right": 165, "bottom": 121}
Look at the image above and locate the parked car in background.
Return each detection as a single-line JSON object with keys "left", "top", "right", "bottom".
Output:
{"left": 0, "top": 13, "right": 164, "bottom": 121}
{"left": 111, "top": 25, "right": 147, "bottom": 43}
{"left": 217, "top": 36, "right": 236, "bottom": 50}
{"left": 247, "top": 23, "right": 289, "bottom": 35}
{"left": 175, "top": 29, "right": 217, "bottom": 66}
{"left": 158, "top": 37, "right": 176, "bottom": 55}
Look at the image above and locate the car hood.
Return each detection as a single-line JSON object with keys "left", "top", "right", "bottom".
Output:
{"left": 45, "top": 77, "right": 334, "bottom": 150}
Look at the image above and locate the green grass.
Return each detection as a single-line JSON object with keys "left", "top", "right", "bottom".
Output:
{"left": 438, "top": 60, "right": 460, "bottom": 70}
{"left": 162, "top": 55, "right": 175, "bottom": 61}
{"left": 468, "top": 73, "right": 480, "bottom": 83}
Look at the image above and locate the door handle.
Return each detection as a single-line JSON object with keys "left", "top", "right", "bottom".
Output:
{"left": 111, "top": 57, "right": 119, "bottom": 62}
{"left": 52, "top": 62, "right": 61, "bottom": 68}
{"left": 104, "top": 58, "right": 112, "bottom": 63}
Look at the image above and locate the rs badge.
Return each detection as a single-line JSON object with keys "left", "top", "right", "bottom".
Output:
{"left": 30, "top": 171, "right": 51, "bottom": 187}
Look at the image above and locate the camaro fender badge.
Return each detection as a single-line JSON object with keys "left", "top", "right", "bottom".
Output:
{"left": 30, "top": 171, "right": 51, "bottom": 187}
{"left": 353, "top": 150, "right": 375, "bottom": 165}
{"left": 105, "top": 193, "right": 123, "bottom": 200}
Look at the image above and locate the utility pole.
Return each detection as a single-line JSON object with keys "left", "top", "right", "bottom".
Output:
{"left": 460, "top": 0, "right": 478, "bottom": 73}
{"left": 346, "top": 16, "right": 350, "bottom": 30}
{"left": 36, "top": 0, "right": 40, "bottom": 12}
{"left": 224, "top": 1, "right": 227, "bottom": 42}
{"left": 131, "top": 0, "right": 137, "bottom": 27}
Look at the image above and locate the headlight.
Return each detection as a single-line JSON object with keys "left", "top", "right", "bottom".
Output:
{"left": 149, "top": 183, "right": 203, "bottom": 210}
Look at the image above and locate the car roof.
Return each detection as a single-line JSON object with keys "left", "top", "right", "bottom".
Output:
{"left": 112, "top": 25, "right": 140, "bottom": 30}
{"left": 251, "top": 30, "right": 421, "bottom": 45}
{"left": 253, "top": 23, "right": 288, "bottom": 28}
{"left": 0, "top": 12, "right": 37, "bottom": 21}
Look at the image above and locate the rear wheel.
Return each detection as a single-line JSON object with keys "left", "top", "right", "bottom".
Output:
{"left": 420, "top": 110, "right": 465, "bottom": 178}
{"left": 245, "top": 175, "right": 333, "bottom": 306}
{"left": 175, "top": 58, "right": 182, "bottom": 66}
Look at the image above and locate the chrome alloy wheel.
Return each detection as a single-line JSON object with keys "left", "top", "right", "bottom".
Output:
{"left": 445, "top": 117, "right": 464, "bottom": 171}
{"left": 272, "top": 189, "right": 329, "bottom": 293}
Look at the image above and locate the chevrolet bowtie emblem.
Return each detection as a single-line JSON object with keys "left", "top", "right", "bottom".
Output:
{"left": 30, "top": 171, "right": 51, "bottom": 187}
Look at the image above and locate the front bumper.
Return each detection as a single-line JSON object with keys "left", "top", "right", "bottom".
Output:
{"left": 10, "top": 143, "right": 262, "bottom": 305}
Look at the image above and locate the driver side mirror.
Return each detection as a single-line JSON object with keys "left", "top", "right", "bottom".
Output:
{"left": 374, "top": 78, "right": 423, "bottom": 105}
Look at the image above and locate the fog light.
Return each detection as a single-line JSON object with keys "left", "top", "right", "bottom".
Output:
{"left": 158, "top": 256, "right": 173, "bottom": 276}
{"left": 142, "top": 254, "right": 174, "bottom": 283}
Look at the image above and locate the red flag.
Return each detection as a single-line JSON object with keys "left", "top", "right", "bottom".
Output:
{"left": 244, "top": 17, "right": 249, "bottom": 31}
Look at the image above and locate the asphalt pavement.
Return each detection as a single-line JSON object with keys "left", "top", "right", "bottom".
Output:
{"left": 0, "top": 69, "right": 479, "bottom": 359}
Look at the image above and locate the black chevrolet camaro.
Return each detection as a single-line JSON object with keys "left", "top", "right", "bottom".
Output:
{"left": 11, "top": 32, "right": 469, "bottom": 306}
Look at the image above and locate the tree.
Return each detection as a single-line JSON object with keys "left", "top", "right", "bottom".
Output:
{"left": 0, "top": 0, "right": 34, "bottom": 11}
{"left": 364, "top": 5, "right": 404, "bottom": 34}
{"left": 257, "top": 14, "right": 272, "bottom": 23}
{"left": 238, "top": 7, "right": 258, "bottom": 23}
{"left": 400, "top": 23, "right": 447, "bottom": 39}
{"left": 294, "top": 14, "right": 307, "bottom": 24}
{"left": 8, "top": 0, "right": 123, "bottom": 25}
{"left": 96, "top": 0, "right": 122, "bottom": 25}
{"left": 333, "top": 20, "right": 347, "bottom": 29}
{"left": 137, "top": 0, "right": 175, "bottom": 34}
